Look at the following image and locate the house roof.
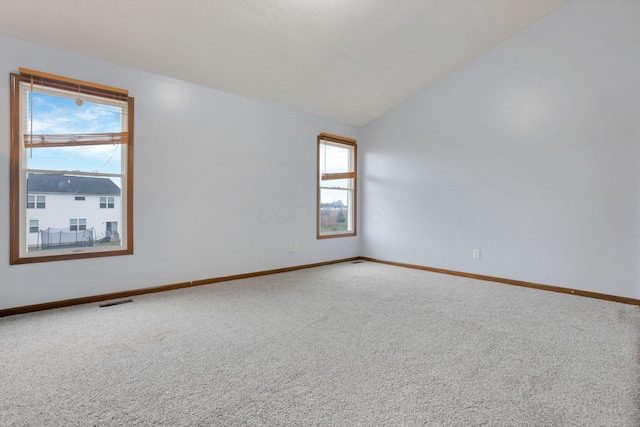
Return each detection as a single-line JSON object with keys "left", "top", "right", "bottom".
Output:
{"left": 27, "top": 174, "right": 121, "bottom": 196}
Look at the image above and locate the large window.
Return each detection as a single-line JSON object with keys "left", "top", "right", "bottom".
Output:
{"left": 317, "top": 133, "right": 357, "bottom": 238}
{"left": 10, "top": 69, "right": 134, "bottom": 264}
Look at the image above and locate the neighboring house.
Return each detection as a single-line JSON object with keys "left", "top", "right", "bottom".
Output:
{"left": 27, "top": 174, "right": 121, "bottom": 248}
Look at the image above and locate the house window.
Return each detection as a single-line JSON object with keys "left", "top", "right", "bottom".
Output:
{"left": 317, "top": 133, "right": 357, "bottom": 238}
{"left": 29, "top": 220, "right": 39, "bottom": 233}
{"left": 10, "top": 69, "right": 134, "bottom": 264}
{"left": 106, "top": 221, "right": 118, "bottom": 237}
{"left": 27, "top": 195, "right": 45, "bottom": 209}
{"left": 70, "top": 219, "right": 87, "bottom": 232}
{"left": 100, "top": 196, "right": 114, "bottom": 209}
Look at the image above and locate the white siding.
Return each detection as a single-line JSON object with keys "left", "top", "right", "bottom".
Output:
{"left": 26, "top": 194, "right": 121, "bottom": 246}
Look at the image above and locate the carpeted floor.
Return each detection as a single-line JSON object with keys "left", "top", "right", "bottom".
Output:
{"left": 1, "top": 261, "right": 639, "bottom": 426}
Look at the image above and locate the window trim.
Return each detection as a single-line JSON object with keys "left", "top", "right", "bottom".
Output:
{"left": 317, "top": 132, "right": 357, "bottom": 239}
{"left": 9, "top": 70, "right": 134, "bottom": 264}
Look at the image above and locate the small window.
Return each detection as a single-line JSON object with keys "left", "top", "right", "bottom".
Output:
{"left": 27, "top": 194, "right": 45, "bottom": 209}
{"left": 317, "top": 133, "right": 357, "bottom": 238}
{"left": 29, "top": 219, "right": 39, "bottom": 233}
{"left": 70, "top": 218, "right": 87, "bottom": 232}
{"left": 10, "top": 69, "right": 134, "bottom": 264}
{"left": 100, "top": 196, "right": 114, "bottom": 209}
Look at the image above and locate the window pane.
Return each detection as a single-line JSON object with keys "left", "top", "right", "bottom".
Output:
{"left": 25, "top": 173, "right": 122, "bottom": 252}
{"left": 320, "top": 188, "right": 353, "bottom": 234}
{"left": 25, "top": 92, "right": 124, "bottom": 175}
{"left": 26, "top": 145, "right": 123, "bottom": 175}
{"left": 319, "top": 142, "right": 352, "bottom": 175}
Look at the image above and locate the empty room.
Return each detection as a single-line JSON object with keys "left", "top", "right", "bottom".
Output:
{"left": 1, "top": 0, "right": 639, "bottom": 425}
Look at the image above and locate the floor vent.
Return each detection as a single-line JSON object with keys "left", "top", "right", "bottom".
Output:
{"left": 99, "top": 299, "right": 133, "bottom": 308}
{"left": 351, "top": 260, "right": 364, "bottom": 264}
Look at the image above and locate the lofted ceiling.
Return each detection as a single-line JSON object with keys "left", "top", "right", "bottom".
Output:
{"left": 0, "top": 0, "right": 570, "bottom": 127}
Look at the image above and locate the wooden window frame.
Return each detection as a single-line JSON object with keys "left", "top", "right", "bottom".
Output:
{"left": 317, "top": 133, "right": 357, "bottom": 239}
{"left": 10, "top": 70, "right": 134, "bottom": 264}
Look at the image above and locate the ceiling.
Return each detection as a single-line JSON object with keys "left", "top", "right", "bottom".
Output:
{"left": 0, "top": 0, "right": 570, "bottom": 127}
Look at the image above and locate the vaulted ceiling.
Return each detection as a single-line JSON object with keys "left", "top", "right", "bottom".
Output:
{"left": 0, "top": 0, "right": 570, "bottom": 126}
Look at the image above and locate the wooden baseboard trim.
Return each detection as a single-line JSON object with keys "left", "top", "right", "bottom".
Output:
{"left": 362, "top": 257, "right": 640, "bottom": 306}
{"left": 4, "top": 256, "right": 637, "bottom": 317}
{"left": 0, "top": 257, "right": 360, "bottom": 317}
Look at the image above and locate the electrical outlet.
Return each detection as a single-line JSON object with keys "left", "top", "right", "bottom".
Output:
{"left": 288, "top": 244, "right": 293, "bottom": 253}
{"left": 293, "top": 243, "right": 298, "bottom": 253}
{"left": 473, "top": 249, "right": 481, "bottom": 259}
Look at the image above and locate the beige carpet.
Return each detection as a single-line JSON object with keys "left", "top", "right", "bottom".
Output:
{"left": 1, "top": 261, "right": 639, "bottom": 426}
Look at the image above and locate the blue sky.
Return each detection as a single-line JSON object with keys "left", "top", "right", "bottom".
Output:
{"left": 26, "top": 92, "right": 124, "bottom": 175}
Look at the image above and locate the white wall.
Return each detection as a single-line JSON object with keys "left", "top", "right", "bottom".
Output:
{"left": 361, "top": 0, "right": 640, "bottom": 299}
{"left": 0, "top": 34, "right": 360, "bottom": 309}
